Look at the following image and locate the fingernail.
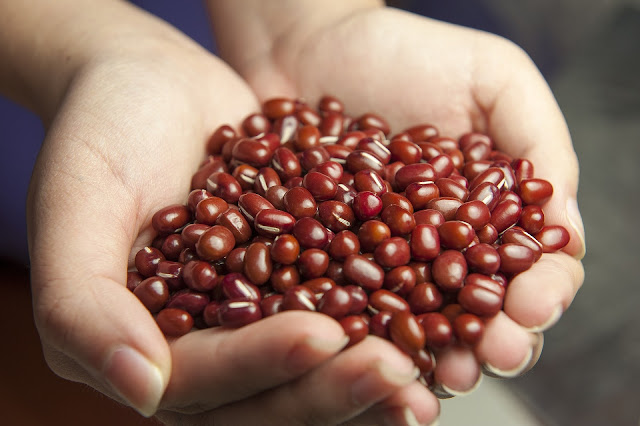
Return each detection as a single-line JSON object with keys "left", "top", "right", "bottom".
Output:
{"left": 566, "top": 198, "right": 586, "bottom": 259}
{"left": 440, "top": 372, "right": 483, "bottom": 397}
{"left": 351, "top": 360, "right": 419, "bottom": 405}
{"left": 383, "top": 406, "right": 422, "bottom": 426}
{"left": 521, "top": 332, "right": 545, "bottom": 374}
{"left": 482, "top": 342, "right": 534, "bottom": 379}
{"left": 104, "top": 346, "right": 165, "bottom": 417}
{"left": 522, "top": 304, "right": 563, "bottom": 333}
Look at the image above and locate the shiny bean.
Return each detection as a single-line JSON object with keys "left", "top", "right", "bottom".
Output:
{"left": 221, "top": 272, "right": 262, "bottom": 302}
{"left": 357, "top": 220, "right": 391, "bottom": 252}
{"left": 232, "top": 164, "right": 259, "bottom": 190}
{"left": 317, "top": 286, "right": 352, "bottom": 319}
{"left": 518, "top": 178, "right": 554, "bottom": 205}
{"left": 216, "top": 208, "right": 252, "bottom": 244}
{"left": 166, "top": 289, "right": 209, "bottom": 317}
{"left": 369, "top": 311, "right": 393, "bottom": 340}
{"left": 459, "top": 132, "right": 493, "bottom": 151}
{"left": 242, "top": 113, "right": 271, "bottom": 136}
{"left": 340, "top": 315, "right": 369, "bottom": 348}
{"left": 134, "top": 277, "right": 169, "bottom": 313}
{"left": 405, "top": 182, "right": 440, "bottom": 211}
{"left": 182, "top": 260, "right": 218, "bottom": 292}
{"left": 438, "top": 220, "right": 475, "bottom": 250}
{"left": 518, "top": 205, "right": 545, "bottom": 235}
{"left": 426, "top": 197, "right": 462, "bottom": 221}
{"left": 345, "top": 150, "right": 386, "bottom": 175}
{"left": 282, "top": 285, "right": 317, "bottom": 311}
{"left": 297, "top": 249, "right": 330, "bottom": 279}
{"left": 458, "top": 273, "right": 505, "bottom": 317}
{"left": 243, "top": 242, "right": 272, "bottom": 285}
{"left": 477, "top": 223, "right": 499, "bottom": 244}
{"left": 383, "top": 266, "right": 417, "bottom": 297}
{"left": 435, "top": 178, "right": 469, "bottom": 201}
{"left": 381, "top": 205, "right": 416, "bottom": 236}
{"left": 413, "top": 209, "right": 445, "bottom": 227}
{"left": 263, "top": 97, "right": 296, "bottom": 119}
{"left": 225, "top": 247, "right": 246, "bottom": 273}
{"left": 352, "top": 191, "right": 383, "bottom": 221}
{"left": 196, "top": 225, "right": 236, "bottom": 261}
{"left": 156, "top": 308, "right": 194, "bottom": 337}
{"left": 218, "top": 300, "right": 263, "bottom": 327}
{"left": 512, "top": 158, "right": 534, "bottom": 183}
{"left": 410, "top": 224, "right": 440, "bottom": 262}
{"left": 195, "top": 196, "right": 228, "bottom": 225}
{"left": 467, "top": 182, "right": 501, "bottom": 211}
{"left": 232, "top": 138, "right": 273, "bottom": 168}
{"left": 192, "top": 158, "right": 228, "bottom": 190}
{"left": 261, "top": 294, "right": 284, "bottom": 317}
{"left": 497, "top": 243, "right": 535, "bottom": 274}
{"left": 283, "top": 186, "right": 318, "bottom": 219}
{"left": 327, "top": 230, "right": 360, "bottom": 261}
{"left": 206, "top": 172, "right": 243, "bottom": 204}
{"left": 135, "top": 246, "right": 165, "bottom": 277}
{"left": 394, "top": 163, "right": 436, "bottom": 191}
{"left": 292, "top": 217, "right": 329, "bottom": 249}
{"left": 407, "top": 282, "right": 443, "bottom": 314}
{"left": 238, "top": 192, "right": 275, "bottom": 223}
{"left": 270, "top": 265, "right": 301, "bottom": 293}
{"left": 453, "top": 313, "right": 485, "bottom": 346}
{"left": 206, "top": 125, "right": 237, "bottom": 155}
{"left": 294, "top": 125, "right": 321, "bottom": 151}
{"left": 502, "top": 227, "right": 543, "bottom": 261}
{"left": 455, "top": 200, "right": 491, "bottom": 230}
{"left": 343, "top": 254, "right": 385, "bottom": 291}
{"left": 490, "top": 200, "right": 522, "bottom": 234}
{"left": 155, "top": 260, "right": 184, "bottom": 291}
{"left": 389, "top": 140, "right": 423, "bottom": 165}
{"left": 272, "top": 147, "right": 302, "bottom": 182}
{"left": 416, "top": 312, "right": 453, "bottom": 349}
{"left": 404, "top": 124, "right": 439, "bottom": 142}
{"left": 389, "top": 311, "right": 426, "bottom": 355}
{"left": 254, "top": 209, "right": 296, "bottom": 238}
{"left": 317, "top": 201, "right": 355, "bottom": 232}
{"left": 431, "top": 250, "right": 468, "bottom": 291}
{"left": 369, "top": 289, "right": 411, "bottom": 315}
{"left": 270, "top": 234, "right": 300, "bottom": 265}
{"left": 464, "top": 243, "right": 501, "bottom": 275}
{"left": 374, "top": 237, "right": 411, "bottom": 268}
{"left": 535, "top": 225, "right": 570, "bottom": 252}
{"left": 152, "top": 204, "right": 191, "bottom": 235}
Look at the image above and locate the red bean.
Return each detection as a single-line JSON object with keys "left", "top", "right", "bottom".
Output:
{"left": 490, "top": 199, "right": 522, "bottom": 234}
{"left": 383, "top": 266, "right": 417, "bottom": 297}
{"left": 242, "top": 113, "right": 271, "bottom": 136}
{"left": 369, "top": 289, "right": 411, "bottom": 314}
{"left": 416, "top": 312, "right": 452, "bottom": 349}
{"left": 126, "top": 271, "right": 144, "bottom": 292}
{"left": 225, "top": 247, "right": 246, "bottom": 273}
{"left": 317, "top": 201, "right": 355, "bottom": 232}
{"left": 270, "top": 265, "right": 301, "bottom": 293}
{"left": 404, "top": 124, "right": 439, "bottom": 142}
{"left": 243, "top": 242, "right": 272, "bottom": 286}
{"left": 426, "top": 197, "right": 463, "bottom": 221}
{"left": 390, "top": 311, "right": 426, "bottom": 355}
{"left": 182, "top": 260, "right": 218, "bottom": 292}
{"left": 369, "top": 311, "right": 393, "bottom": 339}
{"left": 155, "top": 260, "right": 184, "bottom": 291}
{"left": 216, "top": 208, "right": 252, "bottom": 244}
{"left": 253, "top": 209, "right": 296, "bottom": 238}
{"left": 261, "top": 294, "right": 284, "bottom": 317}
{"left": 292, "top": 217, "right": 329, "bottom": 249}
{"left": 519, "top": 204, "right": 545, "bottom": 235}
{"left": 394, "top": 163, "right": 436, "bottom": 191}
{"left": 502, "top": 227, "right": 543, "bottom": 261}
{"left": 381, "top": 204, "right": 416, "bottom": 236}
{"left": 134, "top": 277, "right": 169, "bottom": 313}
{"left": 300, "top": 146, "right": 331, "bottom": 171}
{"left": 271, "top": 147, "right": 302, "bottom": 182}
{"left": 263, "top": 97, "right": 295, "bottom": 119}
{"left": 207, "top": 125, "right": 237, "bottom": 155}
{"left": 413, "top": 209, "right": 445, "bottom": 227}
{"left": 352, "top": 191, "right": 383, "bottom": 221}
{"left": 435, "top": 178, "right": 469, "bottom": 201}
{"left": 345, "top": 150, "right": 385, "bottom": 175}
{"left": 196, "top": 225, "right": 236, "bottom": 261}
{"left": 344, "top": 285, "right": 368, "bottom": 314}
{"left": 464, "top": 243, "right": 501, "bottom": 275}
{"left": 218, "top": 299, "right": 263, "bottom": 327}
{"left": 438, "top": 220, "right": 475, "bottom": 250}
{"left": 269, "top": 234, "right": 300, "bottom": 265}
{"left": 238, "top": 192, "right": 275, "bottom": 223}
{"left": 408, "top": 283, "right": 443, "bottom": 314}
{"left": 453, "top": 313, "right": 485, "bottom": 346}
{"left": 325, "top": 230, "right": 358, "bottom": 261}
{"left": 343, "top": 254, "right": 385, "bottom": 291}
{"left": 455, "top": 200, "right": 491, "bottom": 230}
{"left": 412, "top": 349, "right": 436, "bottom": 375}
{"left": 221, "top": 272, "right": 261, "bottom": 302}
{"left": 409, "top": 224, "right": 440, "bottom": 262}
{"left": 282, "top": 285, "right": 317, "bottom": 311}
{"left": 405, "top": 182, "right": 440, "bottom": 211}
{"left": 432, "top": 250, "right": 468, "bottom": 292}
{"left": 166, "top": 289, "right": 210, "bottom": 317}
{"left": 283, "top": 186, "right": 317, "bottom": 219}
{"left": 459, "top": 132, "right": 493, "bottom": 151}
{"left": 135, "top": 246, "right": 166, "bottom": 277}
{"left": 373, "top": 237, "right": 411, "bottom": 268}
{"left": 152, "top": 205, "right": 191, "bottom": 235}
{"left": 497, "top": 243, "right": 535, "bottom": 274}
{"left": 512, "top": 158, "right": 535, "bottom": 183}
{"left": 206, "top": 172, "right": 243, "bottom": 204}
{"left": 317, "top": 286, "right": 352, "bottom": 319}
{"left": 187, "top": 189, "right": 213, "bottom": 212}
{"left": 340, "top": 315, "right": 369, "bottom": 348}
{"left": 535, "top": 225, "right": 570, "bottom": 252}
{"left": 458, "top": 273, "right": 505, "bottom": 317}
{"left": 297, "top": 249, "right": 330, "bottom": 279}
{"left": 156, "top": 308, "right": 194, "bottom": 337}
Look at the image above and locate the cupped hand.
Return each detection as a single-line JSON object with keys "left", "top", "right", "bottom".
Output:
{"left": 25, "top": 7, "right": 407, "bottom": 425}
{"left": 223, "top": 5, "right": 586, "bottom": 420}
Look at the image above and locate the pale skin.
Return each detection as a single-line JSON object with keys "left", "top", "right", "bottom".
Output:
{"left": 0, "top": 0, "right": 585, "bottom": 425}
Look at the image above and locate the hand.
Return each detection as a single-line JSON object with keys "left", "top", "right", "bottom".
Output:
{"left": 24, "top": 4, "right": 385, "bottom": 425}
{"left": 212, "top": 4, "right": 586, "bottom": 423}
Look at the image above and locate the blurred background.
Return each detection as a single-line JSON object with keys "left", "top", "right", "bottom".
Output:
{"left": 1, "top": 1, "right": 638, "bottom": 425}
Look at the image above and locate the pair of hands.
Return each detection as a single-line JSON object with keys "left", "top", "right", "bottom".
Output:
{"left": 26, "top": 3, "right": 585, "bottom": 425}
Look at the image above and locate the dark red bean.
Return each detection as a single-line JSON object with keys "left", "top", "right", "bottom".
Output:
{"left": 270, "top": 265, "right": 301, "bottom": 293}
{"left": 296, "top": 104, "right": 322, "bottom": 127}
{"left": 343, "top": 254, "right": 385, "bottom": 291}
{"left": 264, "top": 185, "right": 288, "bottom": 211}
{"left": 404, "top": 124, "right": 439, "bottom": 142}
{"left": 477, "top": 223, "right": 499, "bottom": 244}
{"left": 317, "top": 201, "right": 355, "bottom": 232}
{"left": 166, "top": 289, "right": 210, "bottom": 317}
{"left": 178, "top": 248, "right": 198, "bottom": 264}
{"left": 134, "top": 277, "right": 169, "bottom": 313}
{"left": 412, "top": 349, "right": 436, "bottom": 375}
{"left": 196, "top": 225, "right": 236, "bottom": 261}
{"left": 238, "top": 192, "right": 275, "bottom": 223}
{"left": 535, "top": 225, "right": 570, "bottom": 252}
{"left": 426, "top": 197, "right": 463, "bottom": 221}
{"left": 302, "top": 277, "right": 336, "bottom": 298}
{"left": 518, "top": 179, "right": 554, "bottom": 205}
{"left": 225, "top": 247, "right": 246, "bottom": 273}
{"left": 206, "top": 125, "right": 237, "bottom": 155}
{"left": 135, "top": 246, "right": 165, "bottom": 277}
{"left": 438, "top": 220, "right": 475, "bottom": 250}
{"left": 459, "top": 132, "right": 493, "bottom": 151}
{"left": 155, "top": 260, "right": 184, "bottom": 291}
{"left": 192, "top": 158, "right": 228, "bottom": 190}
{"left": 409, "top": 224, "right": 440, "bottom": 262}
{"left": 356, "top": 137, "right": 391, "bottom": 164}
{"left": 243, "top": 242, "right": 272, "bottom": 286}
{"left": 218, "top": 300, "right": 262, "bottom": 327}
{"left": 409, "top": 262, "right": 432, "bottom": 285}
{"left": 381, "top": 205, "right": 416, "bottom": 236}
{"left": 152, "top": 205, "right": 190, "bottom": 235}
{"left": 394, "top": 163, "right": 436, "bottom": 191}
{"left": 216, "top": 208, "right": 252, "bottom": 244}
{"left": 343, "top": 285, "right": 367, "bottom": 315}
{"left": 518, "top": 205, "right": 545, "bottom": 235}
{"left": 156, "top": 308, "right": 194, "bottom": 337}
{"left": 467, "top": 182, "right": 501, "bottom": 211}
{"left": 317, "top": 286, "right": 352, "bottom": 319}
{"left": 202, "top": 300, "right": 221, "bottom": 327}
{"left": 318, "top": 95, "right": 344, "bottom": 113}
{"left": 369, "top": 311, "right": 393, "bottom": 339}
{"left": 300, "top": 146, "right": 331, "bottom": 171}
{"left": 358, "top": 220, "right": 391, "bottom": 252}
{"left": 178, "top": 225, "right": 207, "bottom": 251}
{"left": 432, "top": 250, "right": 468, "bottom": 292}
{"left": 263, "top": 97, "right": 296, "bottom": 119}
{"left": 492, "top": 160, "right": 517, "bottom": 191}
{"left": 502, "top": 227, "right": 543, "bottom": 261}
{"left": 194, "top": 196, "right": 228, "bottom": 225}
{"left": 469, "top": 167, "right": 505, "bottom": 191}
{"left": 340, "top": 315, "right": 369, "bottom": 348}
{"left": 389, "top": 140, "right": 422, "bottom": 165}
{"left": 242, "top": 113, "right": 271, "bottom": 136}
{"left": 512, "top": 158, "right": 535, "bottom": 183}
{"left": 292, "top": 217, "right": 329, "bottom": 249}
{"left": 187, "top": 189, "right": 213, "bottom": 212}
{"left": 352, "top": 191, "right": 383, "bottom": 221}
{"left": 282, "top": 285, "right": 317, "bottom": 311}
{"left": 435, "top": 178, "right": 469, "bottom": 201}
{"left": 389, "top": 311, "right": 426, "bottom": 355}
{"left": 497, "top": 243, "right": 535, "bottom": 274}
{"left": 313, "top": 161, "right": 344, "bottom": 182}
{"left": 413, "top": 209, "right": 445, "bottom": 227}
{"left": 455, "top": 200, "right": 491, "bottom": 230}
{"left": 319, "top": 111, "right": 344, "bottom": 137}
{"left": 294, "top": 125, "right": 321, "bottom": 151}
{"left": 380, "top": 192, "right": 413, "bottom": 214}
{"left": 368, "top": 289, "right": 410, "bottom": 314}
{"left": 270, "top": 234, "right": 300, "bottom": 265}
{"left": 345, "top": 150, "right": 385, "bottom": 175}
{"left": 127, "top": 271, "right": 144, "bottom": 292}
{"left": 297, "top": 249, "right": 330, "bottom": 279}
{"left": 232, "top": 164, "right": 258, "bottom": 190}
{"left": 463, "top": 141, "right": 492, "bottom": 162}
{"left": 159, "top": 234, "right": 183, "bottom": 261}
{"left": 464, "top": 243, "right": 501, "bottom": 275}
{"left": 232, "top": 139, "right": 273, "bottom": 168}
{"left": 405, "top": 182, "right": 440, "bottom": 211}
{"left": 458, "top": 274, "right": 505, "bottom": 317}
{"left": 283, "top": 186, "right": 317, "bottom": 219}
{"left": 272, "top": 147, "right": 302, "bottom": 182}
{"left": 490, "top": 200, "right": 522, "bottom": 234}
{"left": 253, "top": 167, "right": 282, "bottom": 197}
{"left": 253, "top": 209, "right": 296, "bottom": 238}
{"left": 206, "top": 172, "right": 243, "bottom": 204}
{"left": 182, "top": 260, "right": 218, "bottom": 292}
{"left": 325, "top": 230, "right": 358, "bottom": 261}
{"left": 261, "top": 294, "right": 284, "bottom": 317}
{"left": 416, "top": 142, "right": 443, "bottom": 161}
{"left": 408, "top": 282, "right": 443, "bottom": 315}
{"left": 499, "top": 190, "right": 523, "bottom": 207}
{"left": 417, "top": 312, "right": 453, "bottom": 349}
{"left": 383, "top": 266, "right": 417, "bottom": 297}
{"left": 453, "top": 313, "right": 485, "bottom": 346}
{"left": 374, "top": 237, "right": 411, "bottom": 268}
{"left": 353, "top": 170, "right": 387, "bottom": 196}
{"left": 221, "top": 273, "right": 262, "bottom": 302}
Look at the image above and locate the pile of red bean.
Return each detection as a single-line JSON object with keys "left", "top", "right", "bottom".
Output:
{"left": 128, "top": 95, "right": 569, "bottom": 387}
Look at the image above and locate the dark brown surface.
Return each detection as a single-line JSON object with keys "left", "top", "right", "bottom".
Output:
{"left": 0, "top": 262, "right": 159, "bottom": 426}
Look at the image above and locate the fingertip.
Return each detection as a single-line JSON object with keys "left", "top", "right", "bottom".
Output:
{"left": 565, "top": 197, "right": 586, "bottom": 259}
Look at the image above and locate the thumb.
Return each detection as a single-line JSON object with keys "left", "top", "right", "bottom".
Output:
{"left": 481, "top": 45, "right": 586, "bottom": 259}
{"left": 28, "top": 176, "right": 171, "bottom": 417}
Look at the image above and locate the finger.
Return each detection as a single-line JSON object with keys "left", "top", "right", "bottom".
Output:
{"left": 161, "top": 311, "right": 348, "bottom": 412}
{"left": 347, "top": 382, "right": 440, "bottom": 426}
{"left": 503, "top": 252, "right": 585, "bottom": 331}
{"left": 431, "top": 344, "right": 481, "bottom": 398}
{"left": 475, "top": 41, "right": 586, "bottom": 258}
{"left": 187, "top": 336, "right": 420, "bottom": 426}
{"left": 473, "top": 311, "right": 542, "bottom": 378}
